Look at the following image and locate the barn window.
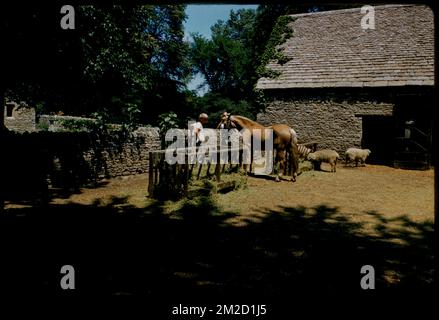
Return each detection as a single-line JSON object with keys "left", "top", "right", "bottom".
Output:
{"left": 6, "top": 104, "right": 14, "bottom": 118}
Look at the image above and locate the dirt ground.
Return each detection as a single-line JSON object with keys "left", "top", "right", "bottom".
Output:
{"left": 4, "top": 164, "right": 435, "bottom": 292}
{"left": 47, "top": 164, "right": 434, "bottom": 233}
{"left": 49, "top": 174, "right": 150, "bottom": 209}
{"left": 220, "top": 164, "right": 434, "bottom": 229}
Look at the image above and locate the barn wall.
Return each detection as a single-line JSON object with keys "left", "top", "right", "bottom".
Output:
{"left": 4, "top": 102, "right": 36, "bottom": 132}
{"left": 257, "top": 91, "right": 394, "bottom": 158}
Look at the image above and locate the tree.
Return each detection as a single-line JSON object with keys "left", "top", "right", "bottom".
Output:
{"left": 189, "top": 9, "right": 257, "bottom": 113}
{"left": 191, "top": 92, "right": 254, "bottom": 128}
{"left": 188, "top": 4, "right": 358, "bottom": 121}
{"left": 1, "top": 3, "right": 80, "bottom": 118}
{"left": 78, "top": 5, "right": 191, "bottom": 124}
{"left": 188, "top": 8, "right": 264, "bottom": 120}
{"left": 1, "top": 4, "right": 191, "bottom": 125}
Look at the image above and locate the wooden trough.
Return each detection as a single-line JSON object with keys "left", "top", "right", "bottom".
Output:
{"left": 148, "top": 146, "right": 245, "bottom": 200}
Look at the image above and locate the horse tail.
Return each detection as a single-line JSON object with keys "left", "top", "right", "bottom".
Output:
{"left": 288, "top": 128, "right": 299, "bottom": 181}
{"left": 290, "top": 128, "right": 298, "bottom": 145}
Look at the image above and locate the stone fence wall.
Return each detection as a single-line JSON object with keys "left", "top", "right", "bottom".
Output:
{"left": 81, "top": 126, "right": 161, "bottom": 178}
{"left": 3, "top": 126, "right": 160, "bottom": 200}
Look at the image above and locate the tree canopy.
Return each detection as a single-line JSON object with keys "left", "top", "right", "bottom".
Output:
{"left": 2, "top": 4, "right": 190, "bottom": 125}
{"left": 187, "top": 4, "right": 357, "bottom": 121}
{"left": 2, "top": 4, "right": 354, "bottom": 128}
{"left": 190, "top": 9, "right": 256, "bottom": 99}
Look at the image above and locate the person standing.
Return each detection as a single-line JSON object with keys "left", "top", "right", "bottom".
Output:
{"left": 192, "top": 113, "right": 208, "bottom": 146}
{"left": 217, "top": 111, "right": 229, "bottom": 129}
{"left": 190, "top": 113, "right": 209, "bottom": 166}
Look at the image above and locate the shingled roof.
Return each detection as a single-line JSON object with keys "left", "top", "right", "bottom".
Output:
{"left": 256, "top": 5, "right": 434, "bottom": 90}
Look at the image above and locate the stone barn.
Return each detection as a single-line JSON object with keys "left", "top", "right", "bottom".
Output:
{"left": 256, "top": 4, "right": 434, "bottom": 169}
{"left": 3, "top": 101, "right": 36, "bottom": 132}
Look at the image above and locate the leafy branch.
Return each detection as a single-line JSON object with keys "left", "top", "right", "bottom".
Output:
{"left": 256, "top": 15, "right": 295, "bottom": 79}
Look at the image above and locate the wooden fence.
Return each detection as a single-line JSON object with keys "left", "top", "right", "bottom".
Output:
{"left": 148, "top": 146, "right": 245, "bottom": 200}
{"left": 147, "top": 140, "right": 319, "bottom": 200}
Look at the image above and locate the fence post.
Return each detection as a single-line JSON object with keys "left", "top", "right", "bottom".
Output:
{"left": 183, "top": 153, "right": 189, "bottom": 196}
{"left": 148, "top": 151, "right": 155, "bottom": 196}
{"left": 215, "top": 147, "right": 221, "bottom": 182}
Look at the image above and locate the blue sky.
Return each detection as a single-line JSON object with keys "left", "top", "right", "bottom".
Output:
{"left": 183, "top": 4, "right": 259, "bottom": 95}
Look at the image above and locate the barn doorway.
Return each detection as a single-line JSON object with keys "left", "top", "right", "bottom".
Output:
{"left": 361, "top": 115, "right": 395, "bottom": 165}
{"left": 392, "top": 95, "right": 433, "bottom": 169}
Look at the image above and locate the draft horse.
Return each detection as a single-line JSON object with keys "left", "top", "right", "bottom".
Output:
{"left": 218, "top": 113, "right": 299, "bottom": 182}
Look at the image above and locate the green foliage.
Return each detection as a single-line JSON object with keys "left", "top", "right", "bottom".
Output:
{"left": 3, "top": 4, "right": 356, "bottom": 128}
{"left": 36, "top": 121, "right": 49, "bottom": 132}
{"left": 253, "top": 87, "right": 268, "bottom": 109}
{"left": 256, "top": 15, "right": 295, "bottom": 79}
{"left": 189, "top": 9, "right": 257, "bottom": 101}
{"left": 158, "top": 112, "right": 180, "bottom": 149}
{"left": 58, "top": 118, "right": 97, "bottom": 132}
{"left": 3, "top": 5, "right": 191, "bottom": 125}
{"left": 78, "top": 5, "right": 191, "bottom": 124}
{"left": 158, "top": 112, "right": 179, "bottom": 134}
{"left": 34, "top": 102, "right": 46, "bottom": 116}
{"left": 191, "top": 92, "right": 256, "bottom": 126}
{"left": 188, "top": 7, "right": 298, "bottom": 119}
{"left": 90, "top": 111, "right": 110, "bottom": 132}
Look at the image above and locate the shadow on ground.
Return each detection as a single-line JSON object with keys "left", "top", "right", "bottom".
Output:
{"left": 0, "top": 194, "right": 435, "bottom": 298}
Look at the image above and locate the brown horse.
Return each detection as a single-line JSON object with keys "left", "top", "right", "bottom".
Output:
{"left": 218, "top": 113, "right": 299, "bottom": 182}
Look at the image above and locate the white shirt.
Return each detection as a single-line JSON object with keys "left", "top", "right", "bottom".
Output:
{"left": 191, "top": 121, "right": 205, "bottom": 143}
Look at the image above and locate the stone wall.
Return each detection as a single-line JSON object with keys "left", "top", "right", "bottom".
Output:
{"left": 4, "top": 101, "right": 36, "bottom": 132}
{"left": 3, "top": 126, "right": 161, "bottom": 200}
{"left": 36, "top": 115, "right": 162, "bottom": 178}
{"left": 257, "top": 91, "right": 394, "bottom": 158}
{"left": 82, "top": 126, "right": 161, "bottom": 178}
